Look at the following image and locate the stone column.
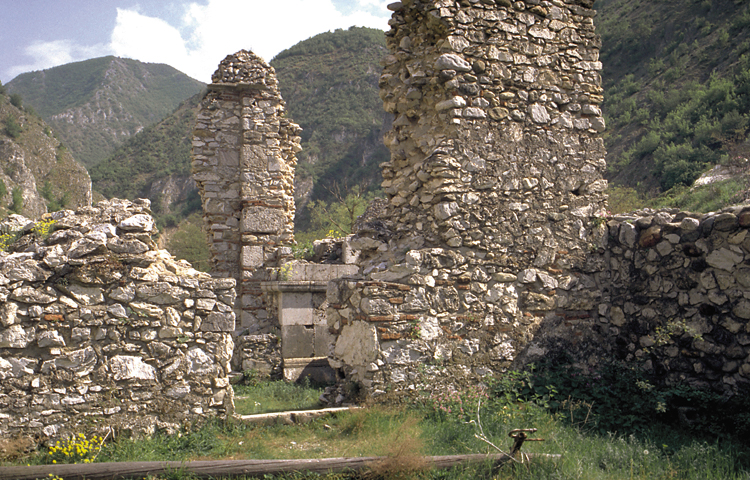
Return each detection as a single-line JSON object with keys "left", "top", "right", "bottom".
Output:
{"left": 193, "top": 50, "right": 301, "bottom": 340}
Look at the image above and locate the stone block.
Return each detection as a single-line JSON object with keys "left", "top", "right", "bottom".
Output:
{"left": 279, "top": 292, "right": 314, "bottom": 326}
{"left": 242, "top": 246, "right": 264, "bottom": 268}
{"left": 281, "top": 325, "right": 315, "bottom": 358}
{"left": 242, "top": 206, "right": 286, "bottom": 234}
{"left": 202, "top": 312, "right": 236, "bottom": 332}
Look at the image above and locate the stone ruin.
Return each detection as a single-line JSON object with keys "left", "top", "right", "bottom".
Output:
{"left": 327, "top": 0, "right": 608, "bottom": 396}
{"left": 0, "top": 199, "right": 235, "bottom": 440}
{"left": 193, "top": 0, "right": 750, "bottom": 400}
{"left": 192, "top": 51, "right": 358, "bottom": 383}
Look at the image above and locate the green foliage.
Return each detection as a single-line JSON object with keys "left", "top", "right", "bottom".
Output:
{"left": 4, "top": 115, "right": 22, "bottom": 139}
{"left": 0, "top": 81, "right": 6, "bottom": 96}
{"left": 0, "top": 179, "right": 6, "bottom": 199}
{"left": 165, "top": 214, "right": 210, "bottom": 272}
{"left": 271, "top": 27, "right": 389, "bottom": 231}
{"left": 607, "top": 185, "right": 645, "bottom": 213}
{"left": 600, "top": 0, "right": 750, "bottom": 197}
{"left": 233, "top": 379, "right": 324, "bottom": 415}
{"left": 9, "top": 93, "right": 22, "bottom": 109}
{"left": 297, "top": 184, "right": 378, "bottom": 242}
{"left": 90, "top": 92, "right": 203, "bottom": 200}
{"left": 517, "top": 356, "right": 750, "bottom": 445}
{"left": 38, "top": 180, "right": 70, "bottom": 212}
{"left": 9, "top": 187, "right": 23, "bottom": 213}
{"left": 653, "top": 177, "right": 748, "bottom": 212}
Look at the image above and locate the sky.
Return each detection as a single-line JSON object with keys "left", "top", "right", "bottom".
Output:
{"left": 0, "top": 0, "right": 393, "bottom": 84}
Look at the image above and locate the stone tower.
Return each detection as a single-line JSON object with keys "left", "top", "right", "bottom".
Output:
{"left": 328, "top": 0, "right": 608, "bottom": 396}
{"left": 192, "top": 50, "right": 301, "bottom": 336}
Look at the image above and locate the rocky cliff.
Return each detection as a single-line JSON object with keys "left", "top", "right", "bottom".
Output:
{"left": 0, "top": 93, "right": 91, "bottom": 219}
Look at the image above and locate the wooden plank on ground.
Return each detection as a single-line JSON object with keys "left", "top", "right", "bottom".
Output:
{"left": 0, "top": 453, "right": 561, "bottom": 479}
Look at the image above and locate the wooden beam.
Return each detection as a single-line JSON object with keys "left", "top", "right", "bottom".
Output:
{"left": 0, "top": 453, "right": 561, "bottom": 479}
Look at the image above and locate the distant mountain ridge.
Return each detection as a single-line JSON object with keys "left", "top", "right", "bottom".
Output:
{"left": 6, "top": 56, "right": 205, "bottom": 167}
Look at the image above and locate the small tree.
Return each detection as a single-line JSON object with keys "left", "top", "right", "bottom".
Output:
{"left": 0, "top": 81, "right": 6, "bottom": 96}
{"left": 0, "top": 179, "right": 7, "bottom": 199}
{"left": 303, "top": 183, "right": 378, "bottom": 241}
{"left": 9, "top": 187, "right": 23, "bottom": 213}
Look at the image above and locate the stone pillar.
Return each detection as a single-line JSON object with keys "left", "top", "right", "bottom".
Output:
{"left": 329, "top": 0, "right": 608, "bottom": 397}
{"left": 193, "top": 50, "right": 301, "bottom": 340}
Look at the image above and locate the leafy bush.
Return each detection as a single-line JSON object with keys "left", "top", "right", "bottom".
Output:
{"left": 518, "top": 356, "right": 750, "bottom": 444}
{"left": 4, "top": 115, "right": 21, "bottom": 139}
{"left": 0, "top": 81, "right": 6, "bottom": 96}
{"left": 9, "top": 93, "right": 22, "bottom": 109}
{"left": 9, "top": 187, "right": 23, "bottom": 213}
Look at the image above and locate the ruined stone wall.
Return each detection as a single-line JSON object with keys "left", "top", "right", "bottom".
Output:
{"left": 328, "top": 0, "right": 608, "bottom": 397}
{"left": 0, "top": 199, "right": 235, "bottom": 440}
{"left": 520, "top": 207, "right": 750, "bottom": 394}
{"left": 192, "top": 51, "right": 301, "bottom": 356}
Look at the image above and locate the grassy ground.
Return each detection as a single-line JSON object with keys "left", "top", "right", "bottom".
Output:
{"left": 5, "top": 378, "right": 749, "bottom": 480}
{"left": 233, "top": 380, "right": 324, "bottom": 415}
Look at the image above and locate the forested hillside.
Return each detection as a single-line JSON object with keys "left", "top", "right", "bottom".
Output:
{"left": 87, "top": 27, "right": 389, "bottom": 238}
{"left": 6, "top": 57, "right": 204, "bottom": 168}
{"left": 272, "top": 26, "right": 390, "bottom": 230}
{"left": 597, "top": 0, "right": 750, "bottom": 200}
{"left": 90, "top": 91, "right": 204, "bottom": 222}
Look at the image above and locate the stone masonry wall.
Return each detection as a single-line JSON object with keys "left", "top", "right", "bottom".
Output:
{"left": 0, "top": 199, "right": 235, "bottom": 440}
{"left": 520, "top": 207, "right": 750, "bottom": 395}
{"left": 192, "top": 51, "right": 301, "bottom": 372}
{"left": 328, "top": 0, "right": 608, "bottom": 397}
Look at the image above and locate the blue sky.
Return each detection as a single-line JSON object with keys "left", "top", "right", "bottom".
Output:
{"left": 0, "top": 0, "right": 392, "bottom": 84}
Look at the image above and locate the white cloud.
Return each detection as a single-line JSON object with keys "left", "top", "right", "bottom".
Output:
{"left": 110, "top": 8, "right": 191, "bottom": 67}
{"left": 6, "top": 0, "right": 392, "bottom": 84}
{"left": 6, "top": 40, "right": 110, "bottom": 80}
{"left": 113, "top": 0, "right": 391, "bottom": 82}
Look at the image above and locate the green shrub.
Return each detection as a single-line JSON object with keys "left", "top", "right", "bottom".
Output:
{"left": 9, "top": 93, "right": 22, "bottom": 109}
{"left": 0, "top": 179, "right": 6, "bottom": 199}
{"left": 4, "top": 115, "right": 21, "bottom": 139}
{"left": 9, "top": 187, "right": 23, "bottom": 213}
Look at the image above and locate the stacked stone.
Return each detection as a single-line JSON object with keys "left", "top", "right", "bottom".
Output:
{"left": 193, "top": 50, "right": 302, "bottom": 342}
{"left": 329, "top": 0, "right": 607, "bottom": 397}
{"left": 0, "top": 199, "right": 235, "bottom": 440}
{"left": 602, "top": 207, "right": 750, "bottom": 393}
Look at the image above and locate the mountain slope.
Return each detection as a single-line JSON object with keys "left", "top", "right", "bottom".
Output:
{"left": 596, "top": 0, "right": 750, "bottom": 196}
{"left": 6, "top": 56, "right": 205, "bottom": 168}
{"left": 0, "top": 87, "right": 91, "bottom": 219}
{"left": 90, "top": 91, "right": 204, "bottom": 217}
{"left": 272, "top": 26, "right": 391, "bottom": 229}
{"left": 89, "top": 27, "right": 390, "bottom": 233}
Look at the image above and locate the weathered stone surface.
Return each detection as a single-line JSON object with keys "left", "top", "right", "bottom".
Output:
{"left": 435, "top": 53, "right": 472, "bottom": 71}
{"left": 0, "top": 199, "right": 235, "bottom": 440}
{"left": 118, "top": 214, "right": 156, "bottom": 233}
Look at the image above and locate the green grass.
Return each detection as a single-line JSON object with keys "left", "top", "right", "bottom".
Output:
{"left": 651, "top": 177, "right": 748, "bottom": 213}
{"left": 5, "top": 377, "right": 749, "bottom": 480}
{"left": 233, "top": 380, "right": 324, "bottom": 415}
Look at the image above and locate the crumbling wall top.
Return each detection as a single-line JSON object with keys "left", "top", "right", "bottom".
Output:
{"left": 210, "top": 50, "right": 280, "bottom": 92}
